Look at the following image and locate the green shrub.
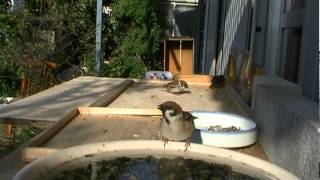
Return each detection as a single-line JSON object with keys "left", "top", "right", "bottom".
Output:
{"left": 0, "top": 0, "right": 164, "bottom": 98}
{"left": 103, "top": 0, "right": 163, "bottom": 78}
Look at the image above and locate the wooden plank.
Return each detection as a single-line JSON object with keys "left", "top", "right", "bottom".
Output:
{"left": 228, "top": 54, "right": 237, "bottom": 83}
{"left": 133, "top": 76, "right": 212, "bottom": 86}
{"left": 28, "top": 108, "right": 79, "bottom": 147}
{"left": 225, "top": 85, "right": 252, "bottom": 117}
{"left": 89, "top": 79, "right": 134, "bottom": 107}
{"left": 166, "top": 40, "right": 194, "bottom": 75}
{"left": 175, "top": 74, "right": 212, "bottom": 86}
{"left": 181, "top": 44, "right": 194, "bottom": 74}
{"left": 78, "top": 107, "right": 162, "bottom": 116}
{"left": 18, "top": 108, "right": 78, "bottom": 163}
{"left": 21, "top": 147, "right": 58, "bottom": 163}
{"left": 0, "top": 77, "right": 131, "bottom": 123}
{"left": 132, "top": 79, "right": 168, "bottom": 85}
{"left": 109, "top": 83, "right": 242, "bottom": 114}
{"left": 43, "top": 115, "right": 161, "bottom": 149}
{"left": 175, "top": 74, "right": 213, "bottom": 82}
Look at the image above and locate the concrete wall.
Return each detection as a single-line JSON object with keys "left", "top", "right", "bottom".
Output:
{"left": 252, "top": 76, "right": 320, "bottom": 180}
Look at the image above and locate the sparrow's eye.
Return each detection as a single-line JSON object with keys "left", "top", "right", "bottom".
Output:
{"left": 168, "top": 109, "right": 177, "bottom": 116}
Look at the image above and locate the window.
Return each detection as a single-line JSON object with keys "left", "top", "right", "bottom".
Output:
{"left": 279, "top": 28, "right": 302, "bottom": 83}
{"left": 284, "top": 0, "right": 305, "bottom": 13}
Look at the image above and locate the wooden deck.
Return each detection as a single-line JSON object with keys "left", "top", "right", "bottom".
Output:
{"left": 109, "top": 82, "right": 244, "bottom": 115}
{"left": 0, "top": 76, "right": 133, "bottom": 123}
{"left": 0, "top": 77, "right": 268, "bottom": 180}
{"left": 44, "top": 114, "right": 160, "bottom": 149}
{"left": 41, "top": 110, "right": 267, "bottom": 160}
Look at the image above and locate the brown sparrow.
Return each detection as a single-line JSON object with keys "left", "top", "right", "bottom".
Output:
{"left": 157, "top": 101, "right": 197, "bottom": 151}
{"left": 210, "top": 75, "right": 225, "bottom": 88}
{"left": 163, "top": 80, "right": 190, "bottom": 95}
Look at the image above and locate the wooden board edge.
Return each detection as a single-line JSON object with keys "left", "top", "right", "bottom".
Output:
{"left": 78, "top": 107, "right": 162, "bottom": 116}
{"left": 133, "top": 79, "right": 211, "bottom": 87}
{"left": 132, "top": 79, "right": 169, "bottom": 84}
{"left": 225, "top": 85, "right": 252, "bottom": 118}
{"left": 90, "top": 79, "right": 134, "bottom": 107}
{"left": 27, "top": 108, "right": 79, "bottom": 147}
{"left": 21, "top": 147, "right": 58, "bottom": 163}
{"left": 0, "top": 117, "right": 56, "bottom": 125}
{"left": 174, "top": 74, "right": 213, "bottom": 78}
{"left": 188, "top": 82, "right": 211, "bottom": 87}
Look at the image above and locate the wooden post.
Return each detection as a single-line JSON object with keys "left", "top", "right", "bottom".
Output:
{"left": 254, "top": 67, "right": 264, "bottom": 76}
{"left": 26, "top": 77, "right": 31, "bottom": 96}
{"left": 228, "top": 55, "right": 237, "bottom": 84}
{"left": 6, "top": 124, "right": 12, "bottom": 139}
{"left": 20, "top": 75, "right": 25, "bottom": 97}
{"left": 163, "top": 39, "right": 166, "bottom": 71}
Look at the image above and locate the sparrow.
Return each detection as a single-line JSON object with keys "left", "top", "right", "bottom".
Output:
{"left": 163, "top": 80, "right": 190, "bottom": 95}
{"left": 210, "top": 75, "right": 225, "bottom": 88}
{"left": 157, "top": 101, "right": 197, "bottom": 151}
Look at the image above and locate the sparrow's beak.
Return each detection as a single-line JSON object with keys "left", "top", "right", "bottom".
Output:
{"left": 157, "top": 105, "right": 162, "bottom": 110}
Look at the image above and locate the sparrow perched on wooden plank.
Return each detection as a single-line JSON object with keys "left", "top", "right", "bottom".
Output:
{"left": 157, "top": 101, "right": 197, "bottom": 151}
{"left": 163, "top": 80, "right": 190, "bottom": 95}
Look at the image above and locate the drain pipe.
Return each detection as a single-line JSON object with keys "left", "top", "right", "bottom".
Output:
{"left": 95, "top": 0, "right": 103, "bottom": 76}
{"left": 201, "top": 0, "right": 210, "bottom": 74}
{"left": 249, "top": 0, "right": 256, "bottom": 54}
{"left": 172, "top": 2, "right": 176, "bottom": 37}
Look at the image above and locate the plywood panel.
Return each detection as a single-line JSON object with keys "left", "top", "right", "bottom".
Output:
{"left": 108, "top": 83, "right": 243, "bottom": 115}
{"left": 175, "top": 74, "right": 213, "bottom": 85}
{"left": 43, "top": 115, "right": 161, "bottom": 149}
{"left": 0, "top": 77, "right": 133, "bottom": 123}
{"left": 78, "top": 107, "right": 162, "bottom": 116}
{"left": 165, "top": 40, "right": 194, "bottom": 75}
{"left": 181, "top": 45, "right": 194, "bottom": 74}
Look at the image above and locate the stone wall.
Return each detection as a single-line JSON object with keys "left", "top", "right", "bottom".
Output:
{"left": 252, "top": 75, "right": 320, "bottom": 179}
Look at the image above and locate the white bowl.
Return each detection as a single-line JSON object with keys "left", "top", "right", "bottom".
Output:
{"left": 145, "top": 71, "right": 173, "bottom": 80}
{"left": 191, "top": 111, "right": 257, "bottom": 148}
{"left": 13, "top": 140, "right": 298, "bottom": 180}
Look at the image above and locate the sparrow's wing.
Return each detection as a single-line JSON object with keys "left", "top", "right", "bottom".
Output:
{"left": 163, "top": 81, "right": 176, "bottom": 89}
{"left": 180, "top": 80, "right": 189, "bottom": 88}
{"left": 182, "top": 111, "right": 196, "bottom": 122}
{"left": 182, "top": 111, "right": 196, "bottom": 137}
{"left": 163, "top": 82, "right": 171, "bottom": 88}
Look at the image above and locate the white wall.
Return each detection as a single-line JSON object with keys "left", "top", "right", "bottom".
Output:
{"left": 257, "top": 0, "right": 318, "bottom": 103}
{"left": 215, "top": 0, "right": 252, "bottom": 75}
